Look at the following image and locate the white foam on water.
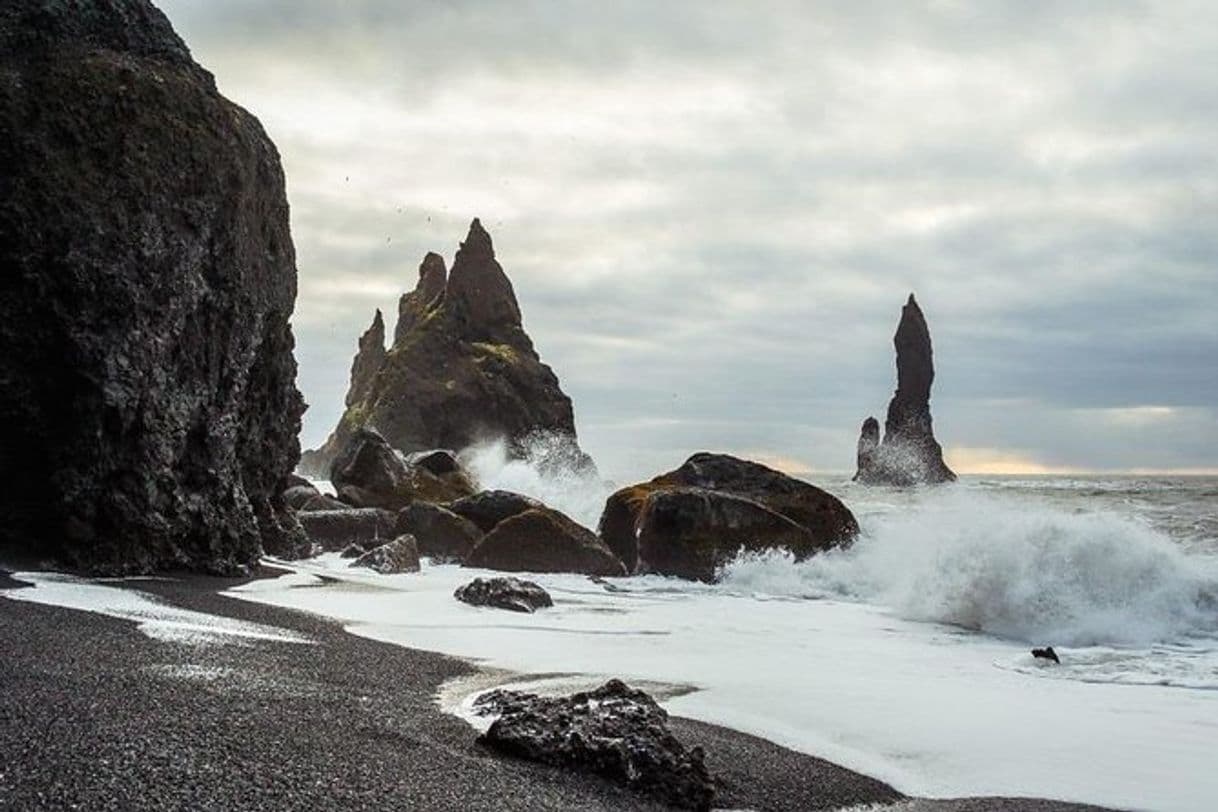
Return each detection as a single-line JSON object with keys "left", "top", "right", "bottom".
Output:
{"left": 4, "top": 571, "right": 313, "bottom": 646}
{"left": 229, "top": 548, "right": 1218, "bottom": 812}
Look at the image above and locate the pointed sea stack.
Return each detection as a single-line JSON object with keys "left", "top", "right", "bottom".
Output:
{"left": 0, "top": 0, "right": 306, "bottom": 572}
{"left": 301, "top": 219, "right": 592, "bottom": 476}
{"left": 347, "top": 310, "right": 386, "bottom": 407}
{"left": 854, "top": 295, "right": 956, "bottom": 486}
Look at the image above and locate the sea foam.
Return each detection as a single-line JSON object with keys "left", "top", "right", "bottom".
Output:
{"left": 721, "top": 489, "right": 1218, "bottom": 646}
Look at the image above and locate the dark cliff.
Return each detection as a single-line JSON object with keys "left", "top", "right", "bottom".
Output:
{"left": 0, "top": 0, "right": 306, "bottom": 572}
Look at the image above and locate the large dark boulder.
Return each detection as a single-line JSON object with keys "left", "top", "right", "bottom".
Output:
{"left": 854, "top": 294, "right": 956, "bottom": 486}
{"left": 445, "top": 489, "right": 543, "bottom": 533}
{"left": 348, "top": 535, "right": 420, "bottom": 575}
{"left": 475, "top": 679, "right": 715, "bottom": 810}
{"left": 300, "top": 220, "right": 594, "bottom": 477}
{"left": 297, "top": 509, "right": 396, "bottom": 554}
{"left": 599, "top": 453, "right": 857, "bottom": 579}
{"left": 465, "top": 508, "right": 626, "bottom": 577}
{"left": 454, "top": 576, "right": 553, "bottom": 613}
{"left": 395, "top": 502, "right": 483, "bottom": 562}
{"left": 0, "top": 0, "right": 305, "bottom": 573}
{"left": 330, "top": 427, "right": 474, "bottom": 510}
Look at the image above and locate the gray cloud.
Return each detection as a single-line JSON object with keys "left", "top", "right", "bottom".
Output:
{"left": 158, "top": 0, "right": 1218, "bottom": 479}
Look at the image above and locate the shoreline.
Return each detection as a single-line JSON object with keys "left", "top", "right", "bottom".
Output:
{"left": 0, "top": 564, "right": 1118, "bottom": 811}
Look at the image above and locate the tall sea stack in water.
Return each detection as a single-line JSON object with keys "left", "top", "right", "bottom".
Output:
{"left": 0, "top": 0, "right": 306, "bottom": 572}
{"left": 854, "top": 295, "right": 955, "bottom": 486}
{"left": 301, "top": 220, "right": 592, "bottom": 476}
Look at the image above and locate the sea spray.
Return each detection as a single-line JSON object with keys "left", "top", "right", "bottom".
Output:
{"left": 460, "top": 434, "right": 612, "bottom": 529}
{"left": 721, "top": 489, "right": 1218, "bottom": 646}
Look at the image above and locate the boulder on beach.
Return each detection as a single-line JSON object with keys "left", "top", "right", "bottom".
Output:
{"left": 299, "top": 219, "right": 594, "bottom": 477}
{"left": 330, "top": 428, "right": 474, "bottom": 511}
{"left": 348, "top": 535, "right": 420, "bottom": 575}
{"left": 298, "top": 493, "right": 350, "bottom": 512}
{"left": 475, "top": 679, "right": 715, "bottom": 810}
{"left": 854, "top": 294, "right": 956, "bottom": 486}
{"left": 465, "top": 508, "right": 626, "bottom": 577}
{"left": 296, "top": 509, "right": 397, "bottom": 554}
{"left": 598, "top": 453, "right": 858, "bottom": 580}
{"left": 395, "top": 502, "right": 483, "bottom": 562}
{"left": 454, "top": 577, "right": 553, "bottom": 613}
{"left": 445, "top": 489, "right": 543, "bottom": 534}
{"left": 0, "top": 0, "right": 306, "bottom": 573}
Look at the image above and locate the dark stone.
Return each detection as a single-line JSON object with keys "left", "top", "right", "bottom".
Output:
{"left": 454, "top": 576, "right": 553, "bottom": 613}
{"left": 297, "top": 509, "right": 396, "bottom": 553}
{"left": 0, "top": 0, "right": 305, "bottom": 573}
{"left": 283, "top": 484, "right": 322, "bottom": 510}
{"left": 345, "top": 309, "right": 386, "bottom": 408}
{"left": 446, "top": 490, "right": 543, "bottom": 533}
{"left": 329, "top": 427, "right": 474, "bottom": 511}
{"left": 599, "top": 453, "right": 858, "bottom": 578}
{"left": 407, "top": 449, "right": 462, "bottom": 476}
{"left": 637, "top": 489, "right": 823, "bottom": 583}
{"left": 854, "top": 295, "right": 956, "bottom": 486}
{"left": 396, "top": 502, "right": 483, "bottom": 562}
{"left": 464, "top": 508, "right": 626, "bottom": 577}
{"left": 298, "top": 493, "right": 350, "bottom": 512}
{"left": 1032, "top": 646, "right": 1060, "bottom": 664}
{"left": 300, "top": 219, "right": 594, "bottom": 477}
{"left": 475, "top": 679, "right": 715, "bottom": 811}
{"left": 348, "top": 535, "right": 420, "bottom": 574}
{"left": 338, "top": 543, "right": 367, "bottom": 559}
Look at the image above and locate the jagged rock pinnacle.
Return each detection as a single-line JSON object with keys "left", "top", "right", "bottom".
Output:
{"left": 394, "top": 252, "right": 447, "bottom": 345}
{"left": 854, "top": 294, "right": 955, "bottom": 486}
{"left": 346, "top": 309, "right": 386, "bottom": 407}
{"left": 445, "top": 218, "right": 522, "bottom": 335}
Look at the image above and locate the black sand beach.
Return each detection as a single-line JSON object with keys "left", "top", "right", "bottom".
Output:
{"left": 0, "top": 565, "right": 1119, "bottom": 811}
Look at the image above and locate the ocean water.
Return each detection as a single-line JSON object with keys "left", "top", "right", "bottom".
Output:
{"left": 234, "top": 454, "right": 1218, "bottom": 812}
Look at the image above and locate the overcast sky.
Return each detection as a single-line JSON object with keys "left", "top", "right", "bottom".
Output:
{"left": 159, "top": 0, "right": 1217, "bottom": 480}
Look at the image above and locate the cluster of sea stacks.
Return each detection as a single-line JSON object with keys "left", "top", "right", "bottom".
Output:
{"left": 0, "top": 2, "right": 957, "bottom": 808}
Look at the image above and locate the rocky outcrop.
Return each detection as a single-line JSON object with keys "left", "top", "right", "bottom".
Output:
{"left": 855, "top": 295, "right": 956, "bottom": 486}
{"left": 454, "top": 577, "right": 553, "bottom": 613}
{"left": 300, "top": 219, "right": 593, "bottom": 477}
{"left": 393, "top": 252, "right": 447, "bottom": 345}
{"left": 348, "top": 535, "right": 420, "bottom": 575}
{"left": 445, "top": 490, "right": 543, "bottom": 534}
{"left": 330, "top": 428, "right": 474, "bottom": 511}
{"left": 296, "top": 509, "right": 396, "bottom": 554}
{"left": 465, "top": 508, "right": 626, "bottom": 576}
{"left": 475, "top": 680, "right": 715, "bottom": 810}
{"left": 599, "top": 453, "right": 857, "bottom": 580}
{"left": 0, "top": 0, "right": 305, "bottom": 573}
{"left": 395, "top": 502, "right": 482, "bottom": 562}
{"left": 346, "top": 310, "right": 386, "bottom": 408}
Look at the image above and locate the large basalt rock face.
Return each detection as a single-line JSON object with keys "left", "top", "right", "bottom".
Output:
{"left": 854, "top": 295, "right": 956, "bottom": 486}
{"left": 599, "top": 453, "right": 858, "bottom": 580}
{"left": 0, "top": 0, "right": 306, "bottom": 573}
{"left": 475, "top": 679, "right": 716, "bottom": 810}
{"left": 300, "top": 219, "right": 592, "bottom": 476}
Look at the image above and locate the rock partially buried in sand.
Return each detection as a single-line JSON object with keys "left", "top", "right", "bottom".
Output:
{"left": 854, "top": 294, "right": 956, "bottom": 486}
{"left": 296, "top": 509, "right": 397, "bottom": 554}
{"left": 348, "top": 535, "right": 420, "bottom": 575}
{"left": 464, "top": 507, "right": 626, "bottom": 576}
{"left": 599, "top": 453, "right": 857, "bottom": 579}
{"left": 454, "top": 577, "right": 553, "bottom": 613}
{"left": 475, "top": 679, "right": 715, "bottom": 811}
{"left": 396, "top": 502, "right": 483, "bottom": 562}
{"left": 330, "top": 428, "right": 474, "bottom": 511}
{"left": 0, "top": 0, "right": 307, "bottom": 573}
